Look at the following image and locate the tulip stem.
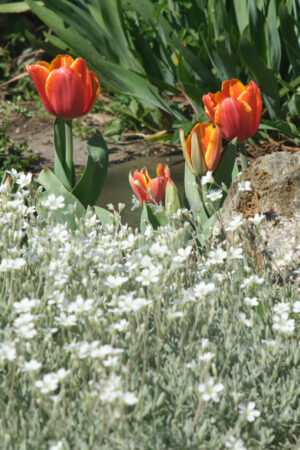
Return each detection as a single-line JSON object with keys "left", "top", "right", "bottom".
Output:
{"left": 65, "top": 119, "right": 75, "bottom": 188}
{"left": 239, "top": 142, "right": 248, "bottom": 170}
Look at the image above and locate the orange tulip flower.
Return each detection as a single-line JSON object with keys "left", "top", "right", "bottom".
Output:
{"left": 202, "top": 79, "right": 262, "bottom": 141}
{"left": 129, "top": 164, "right": 170, "bottom": 204}
{"left": 26, "top": 54, "right": 100, "bottom": 119}
{"left": 180, "top": 123, "right": 222, "bottom": 177}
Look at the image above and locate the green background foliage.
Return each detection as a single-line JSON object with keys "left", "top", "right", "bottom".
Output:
{"left": 1, "top": 0, "right": 298, "bottom": 139}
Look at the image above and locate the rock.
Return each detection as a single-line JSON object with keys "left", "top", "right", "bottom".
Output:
{"left": 214, "top": 152, "right": 300, "bottom": 273}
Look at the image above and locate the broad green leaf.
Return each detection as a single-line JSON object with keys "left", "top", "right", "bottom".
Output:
{"left": 37, "top": 168, "right": 86, "bottom": 230}
{"left": 184, "top": 163, "right": 208, "bottom": 223}
{"left": 248, "top": 0, "right": 267, "bottom": 61}
{"left": 72, "top": 133, "right": 109, "bottom": 208}
{"left": 279, "top": 3, "right": 300, "bottom": 77}
{"left": 140, "top": 203, "right": 160, "bottom": 233}
{"left": 233, "top": 0, "right": 249, "bottom": 34}
{"left": 199, "top": 213, "right": 217, "bottom": 245}
{"left": 240, "top": 35, "right": 281, "bottom": 119}
{"left": 213, "top": 139, "right": 238, "bottom": 191}
{"left": 260, "top": 119, "right": 300, "bottom": 139}
{"left": 265, "top": 0, "right": 281, "bottom": 72}
{"left": 0, "top": 1, "right": 41, "bottom": 13}
{"left": 93, "top": 206, "right": 114, "bottom": 228}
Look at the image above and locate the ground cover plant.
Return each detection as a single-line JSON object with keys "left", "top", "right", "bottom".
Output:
{"left": 0, "top": 172, "right": 299, "bottom": 449}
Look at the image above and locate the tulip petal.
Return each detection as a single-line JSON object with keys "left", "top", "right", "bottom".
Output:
{"left": 71, "top": 58, "right": 94, "bottom": 114}
{"left": 148, "top": 177, "right": 167, "bottom": 204}
{"left": 45, "top": 67, "right": 86, "bottom": 119}
{"left": 238, "top": 81, "right": 262, "bottom": 136}
{"left": 36, "top": 61, "right": 50, "bottom": 70}
{"left": 140, "top": 168, "right": 151, "bottom": 186}
{"left": 202, "top": 93, "right": 217, "bottom": 124}
{"left": 49, "top": 54, "right": 74, "bottom": 71}
{"left": 156, "top": 163, "right": 164, "bottom": 177}
{"left": 180, "top": 128, "right": 193, "bottom": 173}
{"left": 221, "top": 79, "right": 245, "bottom": 99}
{"left": 87, "top": 71, "right": 100, "bottom": 112}
{"left": 205, "top": 126, "right": 222, "bottom": 171}
{"left": 129, "top": 171, "right": 148, "bottom": 203}
{"left": 26, "top": 64, "right": 55, "bottom": 115}
{"left": 216, "top": 97, "right": 253, "bottom": 141}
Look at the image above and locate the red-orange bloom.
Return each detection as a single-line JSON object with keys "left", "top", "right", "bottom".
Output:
{"left": 180, "top": 123, "right": 222, "bottom": 177}
{"left": 26, "top": 54, "right": 100, "bottom": 119}
{"left": 202, "top": 79, "right": 262, "bottom": 141}
{"left": 129, "top": 164, "right": 170, "bottom": 204}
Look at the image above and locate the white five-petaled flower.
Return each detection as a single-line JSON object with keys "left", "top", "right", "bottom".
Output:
{"left": 248, "top": 213, "right": 265, "bottom": 225}
{"left": 207, "top": 248, "right": 227, "bottom": 265}
{"left": 239, "top": 401, "right": 260, "bottom": 422}
{"left": 237, "top": 180, "right": 252, "bottom": 192}
{"left": 226, "top": 214, "right": 244, "bottom": 232}
{"left": 292, "top": 301, "right": 300, "bottom": 313}
{"left": 241, "top": 275, "right": 264, "bottom": 289}
{"left": 225, "top": 436, "right": 247, "bottom": 450}
{"left": 238, "top": 312, "right": 252, "bottom": 328}
{"left": 194, "top": 281, "right": 215, "bottom": 299}
{"left": 106, "top": 275, "right": 128, "bottom": 288}
{"left": 16, "top": 172, "right": 32, "bottom": 188}
{"left": 201, "top": 171, "right": 214, "bottom": 185}
{"left": 273, "top": 302, "right": 289, "bottom": 315}
{"left": 272, "top": 312, "right": 295, "bottom": 336}
{"left": 22, "top": 359, "right": 42, "bottom": 372}
{"left": 206, "top": 189, "right": 223, "bottom": 202}
{"left": 198, "top": 377, "right": 224, "bottom": 402}
{"left": 244, "top": 296, "right": 258, "bottom": 307}
{"left": 41, "top": 194, "right": 65, "bottom": 211}
{"left": 230, "top": 247, "right": 243, "bottom": 259}
{"left": 0, "top": 257, "right": 26, "bottom": 272}
{"left": 49, "top": 441, "right": 64, "bottom": 450}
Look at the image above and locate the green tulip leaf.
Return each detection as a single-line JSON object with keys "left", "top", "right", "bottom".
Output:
{"left": 213, "top": 139, "right": 238, "bottom": 191}
{"left": 239, "top": 35, "right": 281, "bottom": 120}
{"left": 93, "top": 206, "right": 114, "bottom": 228}
{"left": 72, "top": 133, "right": 109, "bottom": 208}
{"left": 37, "top": 168, "right": 86, "bottom": 230}
{"left": 197, "top": 213, "right": 217, "bottom": 246}
{"left": 140, "top": 203, "right": 167, "bottom": 233}
{"left": 0, "top": 1, "right": 41, "bottom": 13}
{"left": 184, "top": 163, "right": 208, "bottom": 223}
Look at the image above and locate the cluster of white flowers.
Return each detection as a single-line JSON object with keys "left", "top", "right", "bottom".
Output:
{"left": 0, "top": 171, "right": 298, "bottom": 449}
{"left": 35, "top": 369, "right": 70, "bottom": 394}
{"left": 272, "top": 302, "right": 295, "bottom": 336}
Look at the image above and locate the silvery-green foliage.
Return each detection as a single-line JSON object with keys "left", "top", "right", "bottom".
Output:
{"left": 0, "top": 172, "right": 299, "bottom": 450}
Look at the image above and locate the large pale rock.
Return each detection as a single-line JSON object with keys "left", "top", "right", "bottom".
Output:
{"left": 215, "top": 152, "right": 300, "bottom": 270}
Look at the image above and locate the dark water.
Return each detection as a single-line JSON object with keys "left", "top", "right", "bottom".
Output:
{"left": 97, "top": 153, "right": 185, "bottom": 227}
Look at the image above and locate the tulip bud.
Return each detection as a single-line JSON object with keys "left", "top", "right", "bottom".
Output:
{"left": 165, "top": 179, "right": 181, "bottom": 215}
{"left": 180, "top": 123, "right": 222, "bottom": 177}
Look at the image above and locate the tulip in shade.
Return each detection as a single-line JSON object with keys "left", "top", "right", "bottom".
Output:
{"left": 129, "top": 164, "right": 170, "bottom": 204}
{"left": 26, "top": 54, "right": 100, "bottom": 119}
{"left": 180, "top": 123, "right": 222, "bottom": 177}
{"left": 202, "top": 79, "right": 262, "bottom": 141}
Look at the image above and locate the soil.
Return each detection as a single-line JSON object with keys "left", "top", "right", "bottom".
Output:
{"left": 5, "top": 102, "right": 180, "bottom": 172}
{"left": 4, "top": 101, "right": 300, "bottom": 173}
